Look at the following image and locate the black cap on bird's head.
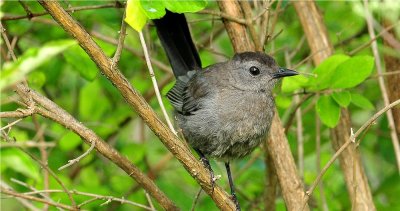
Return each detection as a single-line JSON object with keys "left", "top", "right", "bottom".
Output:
{"left": 232, "top": 51, "right": 298, "bottom": 79}
{"left": 226, "top": 51, "right": 298, "bottom": 92}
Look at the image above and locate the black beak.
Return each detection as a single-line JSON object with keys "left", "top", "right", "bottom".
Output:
{"left": 272, "top": 67, "right": 299, "bottom": 79}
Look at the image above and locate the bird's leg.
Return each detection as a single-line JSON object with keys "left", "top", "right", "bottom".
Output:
{"left": 195, "top": 149, "right": 216, "bottom": 192}
{"left": 225, "top": 162, "right": 241, "bottom": 211}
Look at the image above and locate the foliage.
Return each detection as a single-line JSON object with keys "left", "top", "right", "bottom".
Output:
{"left": 1, "top": 1, "right": 399, "bottom": 211}
{"left": 125, "top": 0, "right": 207, "bottom": 31}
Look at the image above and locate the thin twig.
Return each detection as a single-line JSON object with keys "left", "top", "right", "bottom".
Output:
{"left": 58, "top": 141, "right": 96, "bottom": 170}
{"left": 283, "top": 94, "right": 314, "bottom": 133}
{"left": 267, "top": 0, "right": 282, "bottom": 46}
{"left": 289, "top": 36, "right": 306, "bottom": 60}
{"left": 138, "top": 31, "right": 176, "bottom": 135}
{"left": 363, "top": 0, "right": 400, "bottom": 173}
{"left": 370, "top": 70, "right": 400, "bottom": 78}
{"left": 303, "top": 99, "right": 400, "bottom": 207}
{"left": 18, "top": 0, "right": 33, "bottom": 19}
{"left": 2, "top": 3, "right": 124, "bottom": 21}
{"left": 191, "top": 188, "right": 203, "bottom": 211}
{"left": 111, "top": 9, "right": 127, "bottom": 69}
{"left": 144, "top": 190, "right": 156, "bottom": 211}
{"left": 10, "top": 178, "right": 62, "bottom": 211}
{"left": 0, "top": 141, "right": 55, "bottom": 148}
{"left": 295, "top": 93, "right": 304, "bottom": 177}
{"left": 252, "top": 4, "right": 271, "bottom": 22}
{"left": 0, "top": 110, "right": 34, "bottom": 118}
{"left": 0, "top": 180, "right": 40, "bottom": 211}
{"left": 143, "top": 74, "right": 174, "bottom": 101}
{"left": 260, "top": 0, "right": 272, "bottom": 47}
{"left": 0, "top": 188, "right": 74, "bottom": 210}
{"left": 0, "top": 22, "right": 17, "bottom": 61}
{"left": 349, "top": 22, "right": 399, "bottom": 56}
{"left": 0, "top": 119, "right": 23, "bottom": 131}
{"left": 18, "top": 147, "right": 77, "bottom": 208}
{"left": 78, "top": 197, "right": 99, "bottom": 208}
{"left": 32, "top": 116, "right": 50, "bottom": 211}
{"left": 239, "top": 1, "right": 262, "bottom": 51}
{"left": 315, "top": 112, "right": 329, "bottom": 211}
{"left": 197, "top": 9, "right": 246, "bottom": 24}
{"left": 285, "top": 51, "right": 304, "bottom": 178}
{"left": 22, "top": 189, "right": 155, "bottom": 210}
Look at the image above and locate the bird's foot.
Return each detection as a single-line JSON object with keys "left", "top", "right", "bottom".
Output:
{"left": 230, "top": 193, "right": 241, "bottom": 211}
{"left": 199, "top": 156, "right": 217, "bottom": 192}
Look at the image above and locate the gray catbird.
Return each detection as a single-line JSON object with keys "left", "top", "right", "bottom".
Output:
{"left": 154, "top": 11, "right": 298, "bottom": 210}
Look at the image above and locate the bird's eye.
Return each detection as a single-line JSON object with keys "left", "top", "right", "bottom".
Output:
{"left": 249, "top": 66, "right": 260, "bottom": 76}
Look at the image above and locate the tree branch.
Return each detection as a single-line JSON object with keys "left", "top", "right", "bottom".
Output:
{"left": 15, "top": 84, "right": 178, "bottom": 210}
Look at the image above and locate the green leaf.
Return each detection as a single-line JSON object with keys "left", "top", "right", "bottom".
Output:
{"left": 0, "top": 39, "right": 76, "bottom": 91}
{"left": 125, "top": 0, "right": 148, "bottom": 32}
{"left": 63, "top": 45, "right": 98, "bottom": 81}
{"left": 0, "top": 149, "right": 41, "bottom": 181}
{"left": 163, "top": 0, "right": 207, "bottom": 13}
{"left": 332, "top": 91, "right": 351, "bottom": 107}
{"left": 351, "top": 93, "right": 375, "bottom": 110}
{"left": 281, "top": 74, "right": 309, "bottom": 93}
{"left": 140, "top": 1, "right": 166, "bottom": 19}
{"left": 309, "top": 54, "right": 350, "bottom": 90}
{"left": 127, "top": 0, "right": 208, "bottom": 29}
{"left": 331, "top": 55, "right": 374, "bottom": 89}
{"left": 316, "top": 95, "right": 341, "bottom": 128}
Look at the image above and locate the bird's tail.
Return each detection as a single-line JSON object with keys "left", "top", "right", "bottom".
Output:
{"left": 153, "top": 11, "right": 202, "bottom": 77}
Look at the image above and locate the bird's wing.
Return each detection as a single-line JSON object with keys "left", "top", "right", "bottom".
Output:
{"left": 167, "top": 72, "right": 210, "bottom": 115}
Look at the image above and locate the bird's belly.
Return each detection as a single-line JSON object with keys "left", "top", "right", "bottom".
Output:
{"left": 177, "top": 102, "right": 274, "bottom": 161}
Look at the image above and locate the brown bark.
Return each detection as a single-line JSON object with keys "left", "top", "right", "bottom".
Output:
{"left": 217, "top": 0, "right": 254, "bottom": 53}
{"left": 264, "top": 148, "right": 278, "bottom": 211}
{"left": 293, "top": 1, "right": 333, "bottom": 60}
{"left": 293, "top": 1, "right": 376, "bottom": 210}
{"left": 383, "top": 21, "right": 400, "bottom": 135}
{"left": 37, "top": 1, "right": 236, "bottom": 210}
{"left": 218, "top": 1, "right": 309, "bottom": 210}
{"left": 267, "top": 115, "right": 309, "bottom": 211}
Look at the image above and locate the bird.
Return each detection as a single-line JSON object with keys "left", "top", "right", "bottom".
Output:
{"left": 154, "top": 11, "right": 298, "bottom": 210}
